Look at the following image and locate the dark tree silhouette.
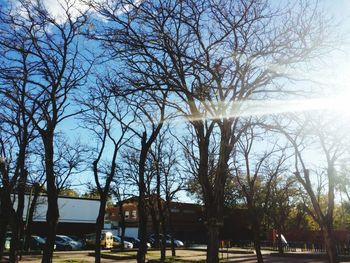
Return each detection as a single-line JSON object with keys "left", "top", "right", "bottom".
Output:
{"left": 89, "top": 0, "right": 331, "bottom": 261}
{"left": 0, "top": 1, "right": 92, "bottom": 261}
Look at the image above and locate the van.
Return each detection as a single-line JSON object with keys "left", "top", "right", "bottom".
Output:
{"left": 85, "top": 231, "right": 113, "bottom": 249}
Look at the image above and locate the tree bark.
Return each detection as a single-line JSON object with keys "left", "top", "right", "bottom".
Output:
{"left": 166, "top": 198, "right": 176, "bottom": 257}
{"left": 206, "top": 222, "right": 219, "bottom": 263}
{"left": 137, "top": 131, "right": 160, "bottom": 263}
{"left": 277, "top": 227, "right": 284, "bottom": 254}
{"left": 95, "top": 196, "right": 107, "bottom": 263}
{"left": 9, "top": 221, "right": 20, "bottom": 263}
{"left": 160, "top": 220, "right": 166, "bottom": 262}
{"left": 149, "top": 204, "right": 160, "bottom": 249}
{"left": 24, "top": 183, "right": 40, "bottom": 251}
{"left": 323, "top": 226, "right": 338, "bottom": 263}
{"left": 0, "top": 189, "right": 10, "bottom": 261}
{"left": 137, "top": 191, "right": 147, "bottom": 263}
{"left": 10, "top": 169, "right": 28, "bottom": 261}
{"left": 137, "top": 145, "right": 148, "bottom": 263}
{"left": 118, "top": 202, "right": 125, "bottom": 251}
{"left": 252, "top": 223, "right": 263, "bottom": 263}
{"left": 42, "top": 135, "right": 59, "bottom": 263}
{"left": 157, "top": 186, "right": 165, "bottom": 261}
{"left": 2, "top": 189, "right": 18, "bottom": 263}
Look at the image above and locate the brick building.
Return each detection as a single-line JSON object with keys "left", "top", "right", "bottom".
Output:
{"left": 105, "top": 197, "right": 251, "bottom": 243}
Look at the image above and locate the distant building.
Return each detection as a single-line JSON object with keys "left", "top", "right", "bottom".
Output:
{"left": 12, "top": 194, "right": 100, "bottom": 236}
{"left": 105, "top": 197, "right": 251, "bottom": 242}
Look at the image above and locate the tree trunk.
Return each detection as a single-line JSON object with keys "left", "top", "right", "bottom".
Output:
{"left": 323, "top": 226, "right": 338, "bottom": 263}
{"left": 118, "top": 202, "right": 125, "bottom": 251}
{"left": 277, "top": 227, "right": 284, "bottom": 254}
{"left": 252, "top": 223, "right": 263, "bottom": 263}
{"left": 95, "top": 195, "right": 107, "bottom": 263}
{"left": 206, "top": 222, "right": 219, "bottom": 263}
{"left": 0, "top": 215, "right": 7, "bottom": 261}
{"left": 2, "top": 189, "right": 18, "bottom": 263}
{"left": 11, "top": 169, "right": 28, "bottom": 261}
{"left": 199, "top": 121, "right": 231, "bottom": 263}
{"left": 0, "top": 189, "right": 10, "bottom": 261}
{"left": 9, "top": 220, "right": 20, "bottom": 263}
{"left": 150, "top": 205, "right": 160, "bottom": 249}
{"left": 160, "top": 221, "right": 166, "bottom": 262}
{"left": 137, "top": 193, "right": 147, "bottom": 263}
{"left": 166, "top": 200, "right": 176, "bottom": 257}
{"left": 42, "top": 194, "right": 58, "bottom": 263}
{"left": 137, "top": 134, "right": 152, "bottom": 263}
{"left": 42, "top": 135, "right": 59, "bottom": 263}
{"left": 159, "top": 215, "right": 166, "bottom": 262}
{"left": 24, "top": 184, "right": 40, "bottom": 251}
{"left": 157, "top": 197, "right": 165, "bottom": 261}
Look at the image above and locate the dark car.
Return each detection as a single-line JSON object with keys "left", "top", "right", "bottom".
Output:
{"left": 148, "top": 234, "right": 184, "bottom": 247}
{"left": 29, "top": 235, "right": 46, "bottom": 250}
{"left": 123, "top": 236, "right": 151, "bottom": 249}
{"left": 54, "top": 236, "right": 73, "bottom": 251}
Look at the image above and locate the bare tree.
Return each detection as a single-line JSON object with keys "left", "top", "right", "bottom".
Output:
{"left": 0, "top": 1, "right": 92, "bottom": 261}
{"left": 89, "top": 0, "right": 331, "bottom": 261}
{"left": 147, "top": 128, "right": 184, "bottom": 260}
{"left": 233, "top": 126, "right": 288, "bottom": 263}
{"left": 267, "top": 175, "right": 298, "bottom": 254}
{"left": 268, "top": 113, "right": 350, "bottom": 263}
{"left": 0, "top": 68, "right": 37, "bottom": 262}
{"left": 128, "top": 92, "right": 168, "bottom": 263}
{"left": 80, "top": 83, "right": 133, "bottom": 263}
{"left": 111, "top": 178, "right": 132, "bottom": 251}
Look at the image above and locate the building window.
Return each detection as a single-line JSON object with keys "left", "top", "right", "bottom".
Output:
{"left": 170, "top": 208, "right": 180, "bottom": 213}
{"left": 131, "top": 210, "right": 137, "bottom": 219}
{"left": 125, "top": 211, "right": 130, "bottom": 219}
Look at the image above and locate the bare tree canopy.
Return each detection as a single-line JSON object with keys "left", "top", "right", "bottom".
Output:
{"left": 87, "top": 0, "right": 333, "bottom": 262}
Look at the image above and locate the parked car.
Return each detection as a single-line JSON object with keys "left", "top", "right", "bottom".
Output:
{"left": 148, "top": 234, "right": 184, "bottom": 247}
{"left": 67, "top": 235, "right": 85, "bottom": 249}
{"left": 4, "top": 235, "right": 53, "bottom": 251}
{"left": 55, "top": 235, "right": 80, "bottom": 250}
{"left": 85, "top": 231, "right": 114, "bottom": 249}
{"left": 113, "top": 236, "right": 133, "bottom": 249}
{"left": 165, "top": 235, "right": 184, "bottom": 247}
{"left": 123, "top": 236, "right": 151, "bottom": 249}
{"left": 29, "top": 235, "right": 46, "bottom": 250}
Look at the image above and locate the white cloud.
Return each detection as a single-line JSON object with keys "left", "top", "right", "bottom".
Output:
{"left": 42, "top": 0, "right": 89, "bottom": 23}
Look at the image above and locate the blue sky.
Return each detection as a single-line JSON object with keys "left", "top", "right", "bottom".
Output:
{"left": 60, "top": 0, "right": 350, "bottom": 201}
{"left": 3, "top": 0, "right": 350, "bottom": 202}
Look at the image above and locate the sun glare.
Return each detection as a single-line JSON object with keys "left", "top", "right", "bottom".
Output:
{"left": 185, "top": 89, "right": 350, "bottom": 123}
{"left": 331, "top": 89, "right": 350, "bottom": 116}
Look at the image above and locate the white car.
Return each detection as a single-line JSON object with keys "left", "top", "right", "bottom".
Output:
{"left": 113, "top": 236, "right": 133, "bottom": 249}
